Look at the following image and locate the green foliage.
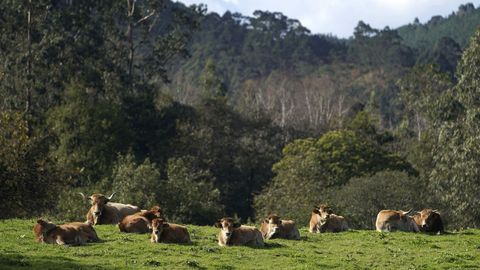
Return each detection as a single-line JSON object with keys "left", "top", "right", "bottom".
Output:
{"left": 47, "top": 82, "right": 132, "bottom": 185}
{"left": 329, "top": 171, "right": 428, "bottom": 229}
{"left": 159, "top": 156, "right": 223, "bottom": 225}
{"left": 2, "top": 219, "right": 480, "bottom": 269}
{"left": 110, "top": 154, "right": 161, "bottom": 210}
{"left": 0, "top": 111, "right": 63, "bottom": 218}
{"left": 254, "top": 126, "right": 414, "bottom": 224}
{"left": 398, "top": 4, "right": 480, "bottom": 50}
{"left": 430, "top": 28, "right": 480, "bottom": 228}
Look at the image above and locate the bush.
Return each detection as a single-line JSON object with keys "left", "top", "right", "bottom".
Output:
{"left": 0, "top": 111, "right": 64, "bottom": 219}
{"left": 110, "top": 153, "right": 161, "bottom": 209}
{"left": 158, "top": 156, "right": 224, "bottom": 225}
{"left": 327, "top": 170, "right": 429, "bottom": 229}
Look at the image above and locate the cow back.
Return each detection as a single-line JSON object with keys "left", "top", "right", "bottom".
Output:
{"left": 228, "top": 226, "right": 264, "bottom": 247}
{"left": 159, "top": 224, "right": 191, "bottom": 244}
{"left": 280, "top": 220, "right": 301, "bottom": 239}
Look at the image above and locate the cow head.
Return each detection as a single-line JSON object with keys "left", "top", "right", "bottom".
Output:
{"left": 313, "top": 204, "right": 333, "bottom": 224}
{"left": 143, "top": 206, "right": 164, "bottom": 221}
{"left": 263, "top": 214, "right": 282, "bottom": 239}
{"left": 151, "top": 218, "right": 169, "bottom": 243}
{"left": 80, "top": 192, "right": 115, "bottom": 225}
{"left": 417, "top": 209, "right": 441, "bottom": 230}
{"left": 34, "top": 219, "right": 57, "bottom": 242}
{"left": 215, "top": 217, "right": 240, "bottom": 242}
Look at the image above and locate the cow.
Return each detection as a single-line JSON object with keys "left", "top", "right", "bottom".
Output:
{"left": 215, "top": 217, "right": 264, "bottom": 247}
{"left": 412, "top": 208, "right": 444, "bottom": 234}
{"left": 375, "top": 209, "right": 420, "bottom": 232}
{"left": 34, "top": 219, "right": 99, "bottom": 245}
{"left": 118, "top": 206, "right": 164, "bottom": 233}
{"left": 150, "top": 218, "right": 191, "bottom": 244}
{"left": 260, "top": 214, "right": 300, "bottom": 240}
{"left": 309, "top": 205, "right": 348, "bottom": 233}
{"left": 80, "top": 192, "right": 141, "bottom": 225}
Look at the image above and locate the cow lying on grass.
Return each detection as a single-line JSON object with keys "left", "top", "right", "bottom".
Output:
{"left": 260, "top": 214, "right": 300, "bottom": 240}
{"left": 80, "top": 192, "right": 140, "bottom": 225}
{"left": 118, "top": 206, "right": 163, "bottom": 233}
{"left": 412, "top": 208, "right": 444, "bottom": 234}
{"left": 150, "top": 218, "right": 191, "bottom": 244}
{"left": 215, "top": 217, "right": 264, "bottom": 247}
{"left": 309, "top": 205, "right": 348, "bottom": 233}
{"left": 376, "top": 209, "right": 419, "bottom": 232}
{"left": 34, "top": 219, "right": 99, "bottom": 245}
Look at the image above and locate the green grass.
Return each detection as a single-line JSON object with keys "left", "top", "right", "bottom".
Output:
{"left": 0, "top": 219, "right": 479, "bottom": 269}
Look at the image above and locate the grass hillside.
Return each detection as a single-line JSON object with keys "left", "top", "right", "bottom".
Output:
{"left": 0, "top": 220, "right": 479, "bottom": 269}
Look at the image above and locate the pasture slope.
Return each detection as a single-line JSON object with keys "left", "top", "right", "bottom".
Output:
{"left": 0, "top": 219, "right": 479, "bottom": 269}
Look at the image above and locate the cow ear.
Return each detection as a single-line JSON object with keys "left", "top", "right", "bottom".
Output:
{"left": 162, "top": 223, "right": 169, "bottom": 228}
{"left": 312, "top": 209, "right": 320, "bottom": 214}
{"left": 233, "top": 223, "right": 241, "bottom": 228}
{"left": 36, "top": 219, "right": 44, "bottom": 224}
{"left": 263, "top": 219, "right": 269, "bottom": 223}
{"left": 214, "top": 222, "right": 222, "bottom": 228}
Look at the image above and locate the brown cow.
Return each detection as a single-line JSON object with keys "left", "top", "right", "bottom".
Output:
{"left": 309, "top": 205, "right": 348, "bottom": 233}
{"left": 150, "top": 218, "right": 191, "bottom": 244}
{"left": 376, "top": 209, "right": 419, "bottom": 232}
{"left": 412, "top": 208, "right": 444, "bottom": 234}
{"left": 118, "top": 206, "right": 164, "bottom": 233}
{"left": 80, "top": 192, "right": 140, "bottom": 225}
{"left": 215, "top": 217, "right": 264, "bottom": 247}
{"left": 34, "top": 219, "right": 99, "bottom": 245}
{"left": 260, "top": 214, "right": 300, "bottom": 240}
{"left": 118, "top": 206, "right": 163, "bottom": 233}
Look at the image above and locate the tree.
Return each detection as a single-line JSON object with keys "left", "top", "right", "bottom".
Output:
{"left": 254, "top": 127, "right": 414, "bottom": 223}
{"left": 159, "top": 156, "right": 223, "bottom": 225}
{"left": 430, "top": 28, "right": 480, "bottom": 228}
{"left": 0, "top": 111, "right": 62, "bottom": 218}
{"left": 47, "top": 82, "right": 132, "bottom": 185}
{"left": 330, "top": 171, "right": 427, "bottom": 229}
{"left": 110, "top": 153, "right": 161, "bottom": 209}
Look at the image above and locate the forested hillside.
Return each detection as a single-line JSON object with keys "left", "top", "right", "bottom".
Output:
{"left": 1, "top": 0, "right": 480, "bottom": 229}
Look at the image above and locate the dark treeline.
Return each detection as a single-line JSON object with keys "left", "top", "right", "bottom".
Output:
{"left": 1, "top": 0, "right": 480, "bottom": 229}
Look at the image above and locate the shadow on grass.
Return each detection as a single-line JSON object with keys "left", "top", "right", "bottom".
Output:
{"left": 0, "top": 253, "right": 108, "bottom": 270}
{"left": 263, "top": 242, "right": 285, "bottom": 249}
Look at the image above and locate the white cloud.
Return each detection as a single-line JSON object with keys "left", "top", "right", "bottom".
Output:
{"left": 177, "top": 0, "right": 480, "bottom": 38}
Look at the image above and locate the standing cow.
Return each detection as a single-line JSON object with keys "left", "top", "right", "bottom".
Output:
{"left": 375, "top": 209, "right": 419, "bottom": 232}
{"left": 118, "top": 206, "right": 164, "bottom": 233}
{"left": 412, "top": 208, "right": 444, "bottom": 234}
{"left": 215, "top": 217, "right": 264, "bottom": 247}
{"left": 34, "top": 219, "right": 99, "bottom": 245}
{"left": 309, "top": 205, "right": 348, "bottom": 233}
{"left": 260, "top": 214, "right": 300, "bottom": 240}
{"left": 80, "top": 192, "right": 140, "bottom": 225}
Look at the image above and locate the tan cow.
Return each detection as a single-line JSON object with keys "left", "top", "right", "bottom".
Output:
{"left": 260, "top": 214, "right": 300, "bottom": 240}
{"left": 80, "top": 192, "right": 140, "bottom": 225}
{"left": 118, "top": 206, "right": 163, "bottom": 233}
{"left": 375, "top": 209, "right": 420, "bottom": 232}
{"left": 34, "top": 219, "right": 99, "bottom": 245}
{"left": 215, "top": 217, "right": 264, "bottom": 247}
{"left": 412, "top": 208, "right": 444, "bottom": 234}
{"left": 309, "top": 205, "right": 348, "bottom": 233}
{"left": 150, "top": 218, "right": 191, "bottom": 244}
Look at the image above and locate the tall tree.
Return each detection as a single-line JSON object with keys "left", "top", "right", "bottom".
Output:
{"left": 430, "top": 28, "right": 480, "bottom": 227}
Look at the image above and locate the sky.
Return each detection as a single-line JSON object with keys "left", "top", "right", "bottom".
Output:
{"left": 176, "top": 0, "right": 480, "bottom": 38}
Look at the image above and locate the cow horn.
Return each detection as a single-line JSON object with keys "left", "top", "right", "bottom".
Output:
{"left": 433, "top": 209, "right": 440, "bottom": 213}
{"left": 79, "top": 192, "right": 87, "bottom": 200}
{"left": 108, "top": 192, "right": 116, "bottom": 200}
{"left": 405, "top": 209, "right": 415, "bottom": 216}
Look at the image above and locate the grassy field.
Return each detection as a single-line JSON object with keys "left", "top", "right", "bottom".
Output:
{"left": 0, "top": 219, "right": 479, "bottom": 269}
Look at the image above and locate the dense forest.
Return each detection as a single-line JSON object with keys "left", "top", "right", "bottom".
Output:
{"left": 1, "top": 0, "right": 480, "bottom": 229}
